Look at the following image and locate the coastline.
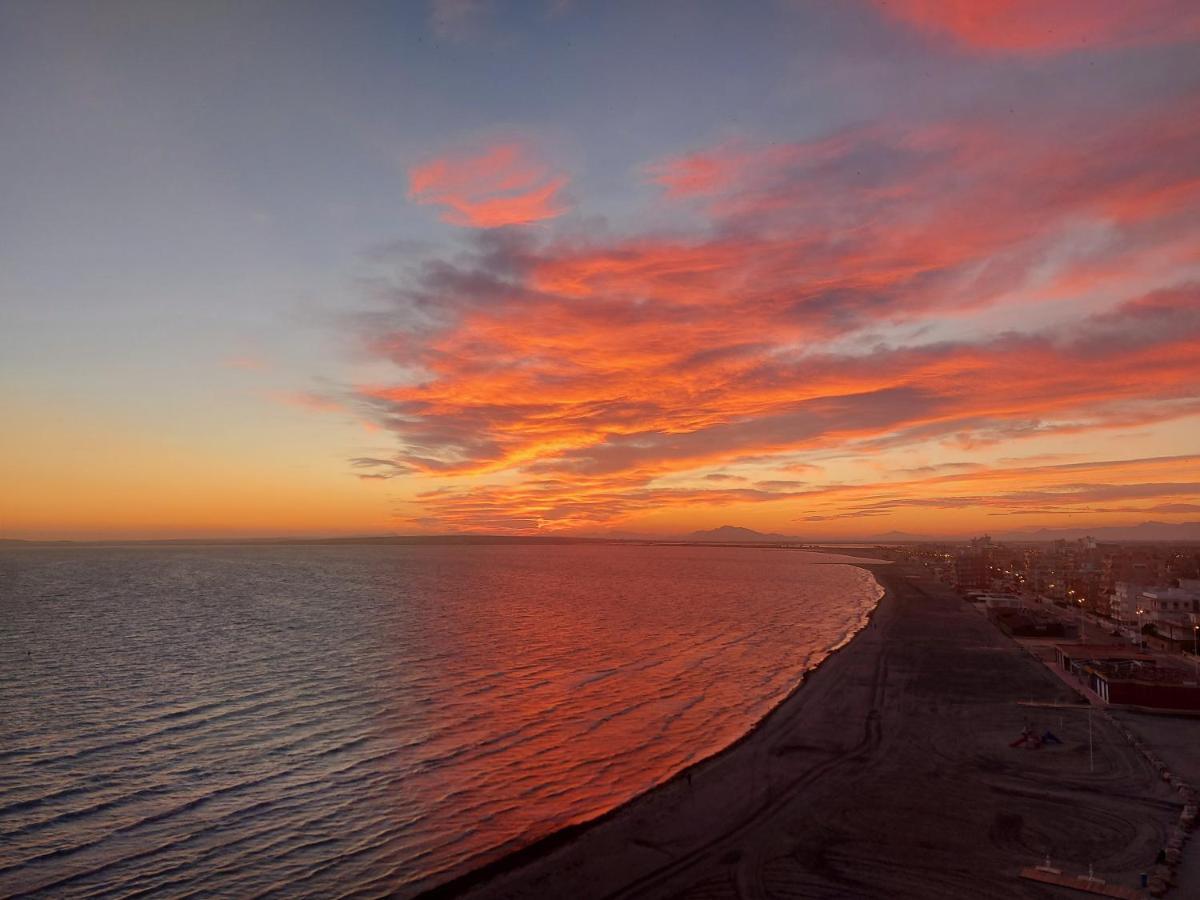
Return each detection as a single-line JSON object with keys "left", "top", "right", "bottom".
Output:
{"left": 418, "top": 562, "right": 1183, "bottom": 899}
{"left": 413, "top": 559, "right": 889, "bottom": 899}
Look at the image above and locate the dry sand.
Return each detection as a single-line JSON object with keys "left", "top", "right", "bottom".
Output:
{"left": 423, "top": 564, "right": 1184, "bottom": 899}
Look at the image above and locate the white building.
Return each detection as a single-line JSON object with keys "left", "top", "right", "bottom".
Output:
{"left": 1142, "top": 585, "right": 1200, "bottom": 622}
{"left": 1139, "top": 581, "right": 1200, "bottom": 653}
{"left": 1113, "top": 582, "right": 1143, "bottom": 625}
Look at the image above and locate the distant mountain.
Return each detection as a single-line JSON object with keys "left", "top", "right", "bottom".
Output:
{"left": 995, "top": 521, "right": 1200, "bottom": 543}
{"left": 9, "top": 521, "right": 1195, "bottom": 548}
{"left": 857, "top": 530, "right": 936, "bottom": 543}
{"left": 686, "top": 525, "right": 799, "bottom": 542}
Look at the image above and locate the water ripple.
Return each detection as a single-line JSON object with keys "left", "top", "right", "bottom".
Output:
{"left": 0, "top": 543, "right": 881, "bottom": 897}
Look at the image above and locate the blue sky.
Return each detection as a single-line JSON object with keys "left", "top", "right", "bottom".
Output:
{"left": 3, "top": 1, "right": 1199, "bottom": 538}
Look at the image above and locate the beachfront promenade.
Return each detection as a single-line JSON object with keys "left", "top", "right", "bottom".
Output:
{"left": 431, "top": 564, "right": 1185, "bottom": 899}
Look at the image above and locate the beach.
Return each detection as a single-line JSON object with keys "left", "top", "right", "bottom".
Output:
{"left": 426, "top": 562, "right": 1183, "bottom": 899}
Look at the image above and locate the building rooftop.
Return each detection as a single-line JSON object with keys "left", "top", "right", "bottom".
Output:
{"left": 1054, "top": 643, "right": 1156, "bottom": 661}
{"left": 1088, "top": 661, "right": 1191, "bottom": 685}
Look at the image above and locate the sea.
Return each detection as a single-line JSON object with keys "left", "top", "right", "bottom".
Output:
{"left": 0, "top": 542, "right": 884, "bottom": 897}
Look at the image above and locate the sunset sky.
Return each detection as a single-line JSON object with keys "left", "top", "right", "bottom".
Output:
{"left": 2, "top": 0, "right": 1199, "bottom": 540}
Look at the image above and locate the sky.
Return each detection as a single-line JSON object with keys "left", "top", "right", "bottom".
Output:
{"left": 1, "top": 0, "right": 1199, "bottom": 540}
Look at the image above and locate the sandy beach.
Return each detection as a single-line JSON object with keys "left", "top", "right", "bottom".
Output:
{"left": 422, "top": 562, "right": 1183, "bottom": 899}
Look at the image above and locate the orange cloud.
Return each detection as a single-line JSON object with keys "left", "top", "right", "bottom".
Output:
{"left": 347, "top": 93, "right": 1200, "bottom": 533}
{"left": 409, "top": 142, "right": 569, "bottom": 228}
{"left": 393, "top": 453, "right": 1200, "bottom": 535}
{"left": 794, "top": 455, "right": 1200, "bottom": 520}
{"left": 872, "top": 0, "right": 1200, "bottom": 53}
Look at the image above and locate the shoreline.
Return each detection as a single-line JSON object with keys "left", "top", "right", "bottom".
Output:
{"left": 419, "top": 562, "right": 1183, "bottom": 899}
{"left": 414, "top": 560, "right": 891, "bottom": 898}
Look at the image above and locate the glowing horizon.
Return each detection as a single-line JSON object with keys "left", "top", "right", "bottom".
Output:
{"left": 2, "top": 1, "right": 1198, "bottom": 540}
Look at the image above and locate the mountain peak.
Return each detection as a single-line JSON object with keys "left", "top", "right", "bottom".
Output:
{"left": 687, "top": 525, "right": 795, "bottom": 542}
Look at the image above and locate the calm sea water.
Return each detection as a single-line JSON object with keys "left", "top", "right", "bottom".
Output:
{"left": 0, "top": 543, "right": 882, "bottom": 897}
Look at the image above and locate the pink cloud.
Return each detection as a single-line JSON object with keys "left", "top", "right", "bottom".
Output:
{"left": 872, "top": 0, "right": 1200, "bottom": 53}
{"left": 645, "top": 150, "right": 739, "bottom": 198}
{"left": 222, "top": 354, "right": 267, "bottom": 371}
{"left": 344, "top": 92, "right": 1200, "bottom": 532}
{"left": 267, "top": 391, "right": 345, "bottom": 414}
{"left": 409, "top": 142, "right": 569, "bottom": 228}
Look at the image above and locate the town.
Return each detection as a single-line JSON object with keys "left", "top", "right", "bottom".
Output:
{"left": 900, "top": 536, "right": 1200, "bottom": 711}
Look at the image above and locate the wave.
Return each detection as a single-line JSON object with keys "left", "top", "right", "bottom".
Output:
{"left": 0, "top": 543, "right": 882, "bottom": 898}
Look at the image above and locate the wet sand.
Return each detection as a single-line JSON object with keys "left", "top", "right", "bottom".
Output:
{"left": 423, "top": 563, "right": 1183, "bottom": 899}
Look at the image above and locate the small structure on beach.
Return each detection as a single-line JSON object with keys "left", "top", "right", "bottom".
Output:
{"left": 1054, "top": 643, "right": 1200, "bottom": 711}
{"left": 1054, "top": 644, "right": 1156, "bottom": 672}
{"left": 990, "top": 607, "right": 1066, "bottom": 638}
